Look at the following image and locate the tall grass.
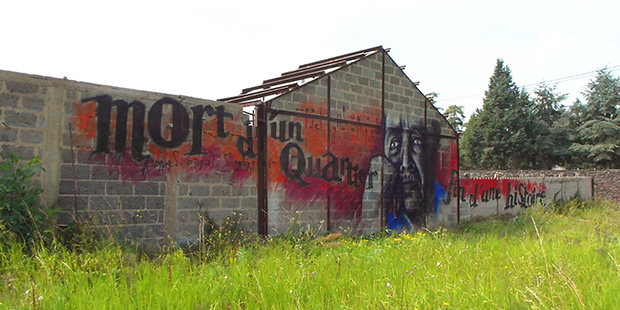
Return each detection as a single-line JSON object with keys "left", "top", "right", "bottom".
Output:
{"left": 1, "top": 200, "right": 619, "bottom": 309}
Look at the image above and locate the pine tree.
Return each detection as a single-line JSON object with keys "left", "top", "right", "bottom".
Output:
{"left": 442, "top": 105, "right": 465, "bottom": 134}
{"left": 461, "top": 59, "right": 540, "bottom": 169}
{"left": 531, "top": 83, "right": 568, "bottom": 168}
{"left": 533, "top": 83, "right": 567, "bottom": 127}
{"left": 570, "top": 69, "right": 620, "bottom": 168}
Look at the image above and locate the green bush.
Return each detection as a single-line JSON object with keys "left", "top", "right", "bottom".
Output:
{"left": 0, "top": 155, "right": 56, "bottom": 246}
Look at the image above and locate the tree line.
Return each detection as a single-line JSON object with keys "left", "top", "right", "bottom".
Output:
{"left": 442, "top": 59, "right": 620, "bottom": 170}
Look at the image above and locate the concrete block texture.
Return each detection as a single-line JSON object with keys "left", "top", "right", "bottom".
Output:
{"left": 1, "top": 46, "right": 466, "bottom": 245}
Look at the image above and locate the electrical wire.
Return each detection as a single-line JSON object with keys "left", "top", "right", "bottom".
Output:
{"left": 438, "top": 65, "right": 620, "bottom": 103}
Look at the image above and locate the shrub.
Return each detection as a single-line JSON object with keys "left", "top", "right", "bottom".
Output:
{"left": 0, "top": 155, "right": 56, "bottom": 246}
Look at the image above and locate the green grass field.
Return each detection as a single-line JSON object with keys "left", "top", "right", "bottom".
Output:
{"left": 1, "top": 200, "right": 619, "bottom": 309}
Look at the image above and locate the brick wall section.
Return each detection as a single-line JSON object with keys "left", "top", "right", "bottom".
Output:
{"left": 463, "top": 170, "right": 617, "bottom": 201}
{"left": 267, "top": 50, "right": 459, "bottom": 234}
{"left": 0, "top": 80, "right": 47, "bottom": 167}
{"left": 1, "top": 70, "right": 258, "bottom": 245}
{"left": 382, "top": 55, "right": 459, "bottom": 228}
{"left": 1, "top": 47, "right": 459, "bottom": 242}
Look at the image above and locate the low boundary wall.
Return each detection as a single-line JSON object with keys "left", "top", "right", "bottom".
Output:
{"left": 456, "top": 175, "right": 593, "bottom": 219}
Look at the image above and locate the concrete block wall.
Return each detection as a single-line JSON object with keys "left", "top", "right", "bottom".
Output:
{"left": 0, "top": 70, "right": 257, "bottom": 244}
{"left": 459, "top": 176, "right": 593, "bottom": 219}
{"left": 0, "top": 47, "right": 461, "bottom": 242}
{"left": 267, "top": 77, "right": 331, "bottom": 235}
{"left": 267, "top": 50, "right": 460, "bottom": 234}
{"left": 382, "top": 54, "right": 459, "bottom": 229}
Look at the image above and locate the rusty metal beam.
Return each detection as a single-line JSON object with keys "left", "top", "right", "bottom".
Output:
{"left": 219, "top": 83, "right": 297, "bottom": 103}
{"left": 257, "top": 104, "right": 268, "bottom": 236}
{"left": 263, "top": 68, "right": 326, "bottom": 84}
{"left": 281, "top": 60, "right": 347, "bottom": 77}
{"left": 298, "top": 46, "right": 383, "bottom": 69}
{"left": 242, "top": 71, "right": 325, "bottom": 94}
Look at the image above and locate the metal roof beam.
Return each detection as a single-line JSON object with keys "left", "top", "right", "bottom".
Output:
{"left": 219, "top": 83, "right": 297, "bottom": 103}
{"left": 281, "top": 60, "right": 347, "bottom": 77}
{"left": 242, "top": 71, "right": 325, "bottom": 94}
{"left": 298, "top": 46, "right": 383, "bottom": 69}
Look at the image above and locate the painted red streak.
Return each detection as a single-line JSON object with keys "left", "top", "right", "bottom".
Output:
{"left": 270, "top": 99, "right": 382, "bottom": 225}
{"left": 70, "top": 101, "right": 256, "bottom": 185}
{"left": 71, "top": 101, "right": 98, "bottom": 146}
{"left": 436, "top": 140, "right": 459, "bottom": 188}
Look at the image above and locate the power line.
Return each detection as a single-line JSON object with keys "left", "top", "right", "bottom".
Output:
{"left": 523, "top": 65, "right": 620, "bottom": 87}
{"left": 438, "top": 65, "right": 620, "bottom": 103}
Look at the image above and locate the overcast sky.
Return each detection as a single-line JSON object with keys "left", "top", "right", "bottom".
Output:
{"left": 2, "top": 0, "right": 619, "bottom": 119}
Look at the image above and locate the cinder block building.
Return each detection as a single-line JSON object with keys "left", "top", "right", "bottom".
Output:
{"left": 0, "top": 46, "right": 462, "bottom": 244}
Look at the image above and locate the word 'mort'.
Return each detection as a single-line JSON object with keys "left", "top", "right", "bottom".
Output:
{"left": 87, "top": 95, "right": 232, "bottom": 161}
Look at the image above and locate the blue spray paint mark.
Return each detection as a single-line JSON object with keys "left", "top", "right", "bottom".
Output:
{"left": 387, "top": 181, "right": 447, "bottom": 231}
{"left": 434, "top": 181, "right": 446, "bottom": 215}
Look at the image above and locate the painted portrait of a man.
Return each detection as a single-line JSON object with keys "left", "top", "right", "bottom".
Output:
{"left": 382, "top": 113, "right": 439, "bottom": 230}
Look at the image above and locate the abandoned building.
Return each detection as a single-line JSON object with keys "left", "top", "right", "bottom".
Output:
{"left": 0, "top": 46, "right": 591, "bottom": 244}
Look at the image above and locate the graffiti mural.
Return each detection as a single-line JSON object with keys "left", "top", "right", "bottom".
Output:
{"left": 265, "top": 97, "right": 458, "bottom": 232}
{"left": 2, "top": 49, "right": 596, "bottom": 244}
{"left": 72, "top": 95, "right": 256, "bottom": 184}
{"left": 381, "top": 112, "right": 441, "bottom": 230}
{"left": 265, "top": 100, "right": 383, "bottom": 230}
{"left": 68, "top": 47, "right": 462, "bottom": 237}
{"left": 445, "top": 175, "right": 547, "bottom": 210}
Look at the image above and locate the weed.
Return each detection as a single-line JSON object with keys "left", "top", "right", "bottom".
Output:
{"left": 1, "top": 199, "right": 619, "bottom": 308}
{"left": 0, "top": 155, "right": 56, "bottom": 248}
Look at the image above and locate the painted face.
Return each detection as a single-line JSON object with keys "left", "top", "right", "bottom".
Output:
{"left": 384, "top": 115, "right": 425, "bottom": 216}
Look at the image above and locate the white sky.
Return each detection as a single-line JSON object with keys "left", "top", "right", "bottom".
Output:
{"left": 2, "top": 0, "right": 619, "bottom": 119}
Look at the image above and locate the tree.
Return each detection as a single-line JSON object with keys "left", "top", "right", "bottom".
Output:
{"left": 461, "top": 59, "right": 541, "bottom": 169}
{"left": 531, "top": 83, "right": 568, "bottom": 168}
{"left": 583, "top": 69, "right": 620, "bottom": 121}
{"left": 442, "top": 105, "right": 465, "bottom": 134}
{"left": 569, "top": 69, "right": 620, "bottom": 168}
{"left": 532, "top": 83, "right": 567, "bottom": 127}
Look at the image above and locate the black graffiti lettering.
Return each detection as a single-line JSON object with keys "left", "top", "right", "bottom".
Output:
{"left": 449, "top": 170, "right": 504, "bottom": 207}
{"left": 148, "top": 97, "right": 190, "bottom": 149}
{"left": 209, "top": 105, "right": 234, "bottom": 138}
{"left": 90, "top": 96, "right": 236, "bottom": 162}
{"left": 173, "top": 150, "right": 180, "bottom": 166}
{"left": 505, "top": 182, "right": 546, "bottom": 209}
{"left": 345, "top": 161, "right": 360, "bottom": 187}
{"left": 141, "top": 152, "right": 216, "bottom": 176}
{"left": 270, "top": 120, "right": 304, "bottom": 143}
{"left": 89, "top": 95, "right": 150, "bottom": 162}
{"left": 366, "top": 170, "right": 379, "bottom": 189}
{"left": 468, "top": 184, "right": 479, "bottom": 208}
{"left": 506, "top": 182, "right": 514, "bottom": 208}
{"left": 322, "top": 152, "right": 342, "bottom": 182}
{"left": 459, "top": 186, "right": 467, "bottom": 202}
{"left": 185, "top": 156, "right": 214, "bottom": 170}
{"left": 236, "top": 123, "right": 257, "bottom": 158}
{"left": 142, "top": 158, "right": 150, "bottom": 175}
{"left": 480, "top": 187, "right": 500, "bottom": 203}
{"left": 186, "top": 105, "right": 208, "bottom": 155}
{"left": 223, "top": 153, "right": 233, "bottom": 169}
{"left": 289, "top": 121, "right": 303, "bottom": 142}
{"left": 151, "top": 159, "right": 173, "bottom": 172}
{"left": 280, "top": 142, "right": 309, "bottom": 187}
{"left": 186, "top": 105, "right": 233, "bottom": 155}
{"left": 444, "top": 170, "right": 459, "bottom": 204}
{"left": 518, "top": 184, "right": 527, "bottom": 207}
